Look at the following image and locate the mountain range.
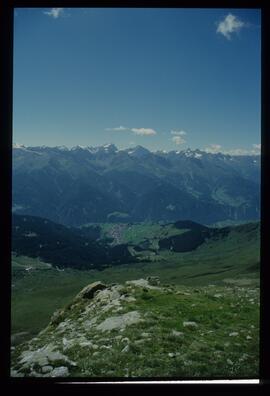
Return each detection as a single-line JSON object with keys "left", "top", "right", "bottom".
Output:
{"left": 12, "top": 144, "right": 260, "bottom": 226}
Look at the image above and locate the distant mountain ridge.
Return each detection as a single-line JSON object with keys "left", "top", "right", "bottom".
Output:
{"left": 13, "top": 144, "right": 260, "bottom": 226}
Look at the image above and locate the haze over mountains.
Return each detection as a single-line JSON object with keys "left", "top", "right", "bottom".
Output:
{"left": 13, "top": 144, "right": 260, "bottom": 227}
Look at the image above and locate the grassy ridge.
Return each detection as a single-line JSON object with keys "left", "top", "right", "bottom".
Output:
{"left": 11, "top": 281, "right": 259, "bottom": 378}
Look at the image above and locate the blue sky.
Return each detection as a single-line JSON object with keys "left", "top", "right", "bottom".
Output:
{"left": 13, "top": 8, "right": 261, "bottom": 154}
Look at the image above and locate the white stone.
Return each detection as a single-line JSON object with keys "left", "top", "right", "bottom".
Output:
{"left": 41, "top": 365, "right": 53, "bottom": 373}
{"left": 229, "top": 332, "right": 239, "bottom": 337}
{"left": 172, "top": 330, "right": 184, "bottom": 337}
{"left": 126, "top": 279, "right": 161, "bottom": 290}
{"left": 183, "top": 321, "right": 198, "bottom": 328}
{"left": 96, "top": 311, "right": 142, "bottom": 332}
{"left": 50, "top": 366, "right": 69, "bottom": 377}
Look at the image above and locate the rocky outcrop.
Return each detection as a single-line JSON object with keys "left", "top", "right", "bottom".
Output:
{"left": 75, "top": 281, "right": 107, "bottom": 300}
{"left": 10, "top": 277, "right": 259, "bottom": 378}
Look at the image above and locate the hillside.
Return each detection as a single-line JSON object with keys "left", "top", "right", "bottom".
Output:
{"left": 12, "top": 215, "right": 260, "bottom": 273}
{"left": 12, "top": 214, "right": 136, "bottom": 270}
{"left": 12, "top": 145, "right": 260, "bottom": 226}
{"left": 11, "top": 278, "right": 259, "bottom": 378}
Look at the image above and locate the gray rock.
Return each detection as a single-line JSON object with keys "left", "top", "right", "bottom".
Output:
{"left": 229, "top": 332, "right": 239, "bottom": 337}
{"left": 121, "top": 337, "right": 130, "bottom": 343}
{"left": 10, "top": 369, "right": 24, "bottom": 377}
{"left": 121, "top": 344, "right": 130, "bottom": 353}
{"left": 126, "top": 279, "right": 160, "bottom": 290}
{"left": 50, "top": 366, "right": 69, "bottom": 377}
{"left": 76, "top": 281, "right": 107, "bottom": 300}
{"left": 96, "top": 311, "right": 142, "bottom": 332}
{"left": 41, "top": 365, "right": 53, "bottom": 373}
{"left": 141, "top": 332, "right": 150, "bottom": 338}
{"left": 183, "top": 321, "right": 198, "bottom": 328}
{"left": 214, "top": 294, "right": 223, "bottom": 298}
{"left": 172, "top": 330, "right": 184, "bottom": 337}
{"left": 19, "top": 343, "right": 76, "bottom": 369}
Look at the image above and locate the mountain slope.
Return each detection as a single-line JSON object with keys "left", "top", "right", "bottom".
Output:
{"left": 12, "top": 215, "right": 136, "bottom": 270}
{"left": 11, "top": 278, "right": 259, "bottom": 378}
{"left": 12, "top": 214, "right": 260, "bottom": 275}
{"left": 12, "top": 145, "right": 260, "bottom": 226}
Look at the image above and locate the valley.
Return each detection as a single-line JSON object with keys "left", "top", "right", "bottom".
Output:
{"left": 11, "top": 217, "right": 260, "bottom": 366}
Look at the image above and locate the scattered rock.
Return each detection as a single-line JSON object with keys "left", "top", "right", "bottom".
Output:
{"left": 18, "top": 343, "right": 76, "bottom": 370}
{"left": 168, "top": 352, "right": 180, "bottom": 358}
{"left": 126, "top": 279, "right": 160, "bottom": 290}
{"left": 10, "top": 369, "right": 23, "bottom": 377}
{"left": 121, "top": 337, "right": 130, "bottom": 343}
{"left": 83, "top": 317, "right": 98, "bottom": 330}
{"left": 50, "top": 309, "right": 66, "bottom": 326}
{"left": 172, "top": 330, "right": 184, "bottom": 337}
{"left": 229, "top": 332, "right": 239, "bottom": 337}
{"left": 176, "top": 291, "right": 191, "bottom": 296}
{"left": 141, "top": 332, "right": 150, "bottom": 338}
{"left": 100, "top": 345, "right": 112, "bottom": 350}
{"left": 121, "top": 345, "right": 130, "bottom": 353}
{"left": 79, "top": 341, "right": 95, "bottom": 348}
{"left": 134, "top": 339, "right": 145, "bottom": 345}
{"left": 120, "top": 295, "right": 136, "bottom": 303}
{"left": 183, "top": 321, "right": 198, "bottom": 328}
{"left": 147, "top": 276, "right": 160, "bottom": 286}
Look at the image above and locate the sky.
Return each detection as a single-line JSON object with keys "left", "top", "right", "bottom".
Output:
{"left": 13, "top": 8, "right": 261, "bottom": 154}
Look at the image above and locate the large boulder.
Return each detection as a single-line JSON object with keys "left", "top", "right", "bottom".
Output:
{"left": 75, "top": 281, "right": 107, "bottom": 300}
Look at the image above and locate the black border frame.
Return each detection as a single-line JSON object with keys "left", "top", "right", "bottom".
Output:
{"left": 1, "top": 1, "right": 269, "bottom": 392}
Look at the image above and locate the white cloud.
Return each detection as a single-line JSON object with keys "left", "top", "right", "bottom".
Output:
{"left": 226, "top": 148, "right": 250, "bottom": 155}
{"left": 205, "top": 144, "right": 222, "bottom": 153}
{"left": 171, "top": 130, "right": 187, "bottom": 136}
{"left": 44, "top": 8, "right": 64, "bottom": 19}
{"left": 105, "top": 126, "right": 128, "bottom": 131}
{"left": 172, "top": 136, "right": 186, "bottom": 145}
{"left": 105, "top": 126, "right": 157, "bottom": 136}
{"left": 204, "top": 143, "right": 261, "bottom": 156}
{"left": 131, "top": 128, "right": 157, "bottom": 136}
{"left": 216, "top": 14, "right": 245, "bottom": 40}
